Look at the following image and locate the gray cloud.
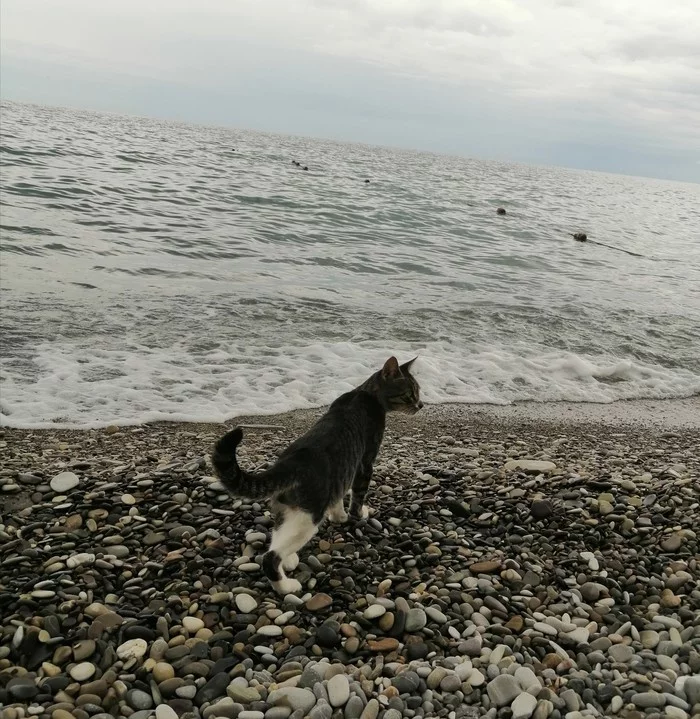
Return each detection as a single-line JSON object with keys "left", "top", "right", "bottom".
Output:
{"left": 1, "top": 0, "right": 699, "bottom": 181}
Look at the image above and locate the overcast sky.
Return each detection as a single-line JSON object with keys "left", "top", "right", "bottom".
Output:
{"left": 1, "top": 0, "right": 699, "bottom": 182}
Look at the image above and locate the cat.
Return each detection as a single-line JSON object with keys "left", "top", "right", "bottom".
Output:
{"left": 211, "top": 356, "right": 423, "bottom": 595}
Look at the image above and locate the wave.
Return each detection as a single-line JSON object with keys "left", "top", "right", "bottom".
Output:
{"left": 1, "top": 340, "right": 698, "bottom": 429}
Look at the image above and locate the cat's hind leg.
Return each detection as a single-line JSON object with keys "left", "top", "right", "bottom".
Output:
{"left": 327, "top": 497, "right": 348, "bottom": 524}
{"left": 262, "top": 508, "right": 318, "bottom": 595}
{"left": 349, "top": 464, "right": 372, "bottom": 520}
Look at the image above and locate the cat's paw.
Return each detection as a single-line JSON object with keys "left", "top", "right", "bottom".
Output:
{"left": 348, "top": 505, "right": 370, "bottom": 521}
{"left": 273, "top": 577, "right": 302, "bottom": 595}
{"left": 282, "top": 553, "right": 299, "bottom": 572}
{"left": 329, "top": 510, "right": 349, "bottom": 524}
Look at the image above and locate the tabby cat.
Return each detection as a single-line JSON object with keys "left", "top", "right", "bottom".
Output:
{"left": 211, "top": 356, "right": 422, "bottom": 594}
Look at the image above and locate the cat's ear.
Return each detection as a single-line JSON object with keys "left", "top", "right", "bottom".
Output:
{"left": 381, "top": 356, "right": 401, "bottom": 379}
{"left": 400, "top": 357, "right": 418, "bottom": 374}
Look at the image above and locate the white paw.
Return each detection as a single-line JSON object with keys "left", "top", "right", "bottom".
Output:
{"left": 282, "top": 553, "right": 299, "bottom": 571}
{"left": 361, "top": 505, "right": 370, "bottom": 519}
{"left": 274, "top": 577, "right": 302, "bottom": 595}
{"left": 329, "top": 511, "right": 349, "bottom": 524}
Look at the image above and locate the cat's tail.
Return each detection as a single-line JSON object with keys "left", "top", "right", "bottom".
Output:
{"left": 211, "top": 427, "right": 291, "bottom": 499}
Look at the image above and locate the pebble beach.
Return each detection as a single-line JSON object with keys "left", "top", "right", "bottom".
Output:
{"left": 1, "top": 400, "right": 699, "bottom": 719}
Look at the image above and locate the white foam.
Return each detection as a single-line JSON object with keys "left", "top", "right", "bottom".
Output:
{"left": 1, "top": 339, "right": 698, "bottom": 429}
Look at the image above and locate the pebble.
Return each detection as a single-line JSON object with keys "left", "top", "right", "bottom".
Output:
{"left": 487, "top": 674, "right": 521, "bottom": 707}
{"left": 363, "top": 604, "right": 386, "bottom": 619}
{"left": 50, "top": 471, "right": 80, "bottom": 492}
{"left": 425, "top": 605, "right": 447, "bottom": 623}
{"left": 228, "top": 685, "right": 262, "bottom": 704}
{"left": 267, "top": 688, "right": 316, "bottom": 714}
{"left": 182, "top": 616, "right": 204, "bottom": 633}
{"left": 405, "top": 608, "right": 427, "bottom": 632}
{"left": 512, "top": 691, "right": 538, "bottom": 719}
{"left": 69, "top": 662, "right": 96, "bottom": 681}
{"left": 306, "top": 593, "right": 333, "bottom": 611}
{"left": 155, "top": 707, "right": 178, "bottom": 719}
{"left": 327, "top": 674, "right": 350, "bottom": 707}
{"left": 469, "top": 560, "right": 501, "bottom": 573}
{"left": 608, "top": 644, "right": 634, "bottom": 663}
{"left": 530, "top": 500, "right": 553, "bottom": 520}
{"left": 116, "top": 638, "right": 148, "bottom": 661}
{"left": 236, "top": 593, "right": 258, "bottom": 613}
{"left": 153, "top": 662, "right": 175, "bottom": 682}
{"left": 631, "top": 691, "right": 666, "bottom": 708}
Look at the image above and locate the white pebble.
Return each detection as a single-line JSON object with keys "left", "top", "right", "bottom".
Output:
{"left": 258, "top": 625, "right": 283, "bottom": 637}
{"left": 69, "top": 662, "right": 96, "bottom": 681}
{"left": 155, "top": 706, "right": 179, "bottom": 719}
{"left": 182, "top": 616, "right": 204, "bottom": 633}
{"left": 50, "top": 471, "right": 80, "bottom": 493}
{"left": 580, "top": 551, "right": 600, "bottom": 571}
{"left": 235, "top": 593, "right": 258, "bottom": 613}
{"left": 327, "top": 674, "right": 350, "bottom": 707}
{"left": 117, "top": 638, "right": 148, "bottom": 660}
{"left": 364, "top": 604, "right": 386, "bottom": 620}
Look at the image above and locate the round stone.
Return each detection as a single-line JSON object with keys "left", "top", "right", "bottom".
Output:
{"left": 155, "top": 706, "right": 179, "bottom": 719}
{"left": 50, "top": 471, "right": 80, "bottom": 492}
{"left": 69, "top": 662, "right": 96, "bottom": 681}
{"left": 153, "top": 662, "right": 176, "bottom": 682}
{"left": 512, "top": 691, "right": 538, "bottom": 719}
{"left": 608, "top": 644, "right": 634, "bottom": 663}
{"left": 364, "top": 604, "right": 386, "bottom": 620}
{"left": 235, "top": 593, "right": 258, "bottom": 613}
{"left": 182, "top": 616, "right": 204, "bottom": 633}
{"left": 127, "top": 688, "right": 154, "bottom": 710}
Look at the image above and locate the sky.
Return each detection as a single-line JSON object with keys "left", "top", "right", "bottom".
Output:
{"left": 1, "top": 0, "right": 699, "bottom": 182}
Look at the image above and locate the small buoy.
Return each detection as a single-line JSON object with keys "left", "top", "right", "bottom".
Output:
{"left": 303, "top": 166, "right": 309, "bottom": 171}
{"left": 572, "top": 233, "right": 588, "bottom": 241}
{"left": 364, "top": 179, "right": 371, "bottom": 183}
{"left": 497, "top": 207, "right": 506, "bottom": 215}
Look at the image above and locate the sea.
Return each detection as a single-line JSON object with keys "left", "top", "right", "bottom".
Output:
{"left": 1, "top": 101, "right": 699, "bottom": 429}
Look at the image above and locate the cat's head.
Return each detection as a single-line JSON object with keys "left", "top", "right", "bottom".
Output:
{"left": 365, "top": 356, "right": 423, "bottom": 414}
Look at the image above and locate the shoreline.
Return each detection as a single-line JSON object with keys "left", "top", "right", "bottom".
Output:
{"left": 2, "top": 395, "right": 699, "bottom": 436}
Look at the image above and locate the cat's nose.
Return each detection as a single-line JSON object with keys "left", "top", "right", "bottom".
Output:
{"left": 417, "top": 401, "right": 424, "bottom": 410}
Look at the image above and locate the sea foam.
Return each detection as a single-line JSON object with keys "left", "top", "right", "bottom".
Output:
{"left": 1, "top": 339, "right": 698, "bottom": 428}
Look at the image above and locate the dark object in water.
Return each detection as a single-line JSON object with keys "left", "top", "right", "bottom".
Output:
{"left": 497, "top": 207, "right": 506, "bottom": 215}
{"left": 303, "top": 166, "right": 309, "bottom": 171}
{"left": 364, "top": 179, "right": 370, "bottom": 183}
{"left": 292, "top": 160, "right": 300, "bottom": 166}
{"left": 572, "top": 233, "right": 588, "bottom": 241}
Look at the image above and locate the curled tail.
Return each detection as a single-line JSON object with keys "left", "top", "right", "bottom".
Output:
{"left": 211, "top": 427, "right": 293, "bottom": 499}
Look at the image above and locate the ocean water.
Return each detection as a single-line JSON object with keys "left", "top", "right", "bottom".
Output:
{"left": 1, "top": 101, "right": 699, "bottom": 428}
